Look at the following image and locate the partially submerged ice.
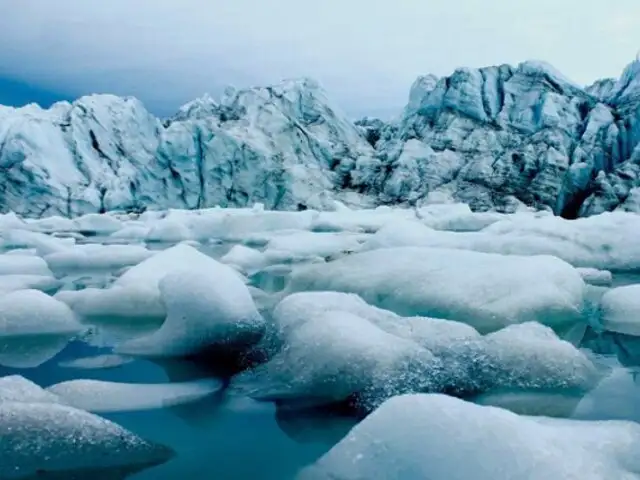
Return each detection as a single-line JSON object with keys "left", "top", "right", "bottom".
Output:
{"left": 286, "top": 247, "right": 586, "bottom": 333}
{"left": 55, "top": 243, "right": 209, "bottom": 322}
{"left": 0, "top": 290, "right": 84, "bottom": 368}
{"left": 0, "top": 401, "right": 173, "bottom": 479}
{"left": 47, "top": 378, "right": 223, "bottom": 413}
{"left": 599, "top": 285, "right": 640, "bottom": 336}
{"left": 116, "top": 260, "right": 265, "bottom": 359}
{"left": 300, "top": 394, "right": 640, "bottom": 480}
{"left": 236, "top": 292, "right": 596, "bottom": 410}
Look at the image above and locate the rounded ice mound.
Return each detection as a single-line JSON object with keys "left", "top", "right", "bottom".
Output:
{"left": 0, "top": 375, "right": 62, "bottom": 404}
{"left": 273, "top": 291, "right": 480, "bottom": 352}
{"left": 287, "top": 247, "right": 586, "bottom": 333}
{"left": 116, "top": 261, "right": 265, "bottom": 359}
{"left": 442, "top": 322, "right": 599, "bottom": 397}
{"left": 72, "top": 213, "right": 123, "bottom": 235}
{"left": 0, "top": 253, "right": 53, "bottom": 276}
{"left": 55, "top": 243, "right": 213, "bottom": 322}
{"left": 2, "top": 229, "right": 74, "bottom": 256}
{"left": 145, "top": 216, "right": 192, "bottom": 243}
{"left": 600, "top": 285, "right": 640, "bottom": 336}
{"left": 235, "top": 310, "right": 441, "bottom": 411}
{"left": 44, "top": 244, "right": 153, "bottom": 272}
{"left": 0, "top": 402, "right": 173, "bottom": 479}
{"left": 577, "top": 267, "right": 612, "bottom": 287}
{"left": 47, "top": 378, "right": 223, "bottom": 413}
{"left": 0, "top": 289, "right": 82, "bottom": 337}
{"left": 300, "top": 394, "right": 640, "bottom": 480}
{"left": 0, "top": 290, "right": 84, "bottom": 368}
{"left": 0, "top": 274, "right": 61, "bottom": 295}
{"left": 220, "top": 244, "right": 267, "bottom": 275}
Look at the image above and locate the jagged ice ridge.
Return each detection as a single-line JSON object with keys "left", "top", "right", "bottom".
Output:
{"left": 1, "top": 59, "right": 639, "bottom": 218}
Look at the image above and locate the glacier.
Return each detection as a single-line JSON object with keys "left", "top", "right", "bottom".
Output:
{"left": 0, "top": 59, "right": 639, "bottom": 218}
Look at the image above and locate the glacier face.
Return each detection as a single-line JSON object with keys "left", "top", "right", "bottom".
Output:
{"left": 0, "top": 60, "right": 639, "bottom": 218}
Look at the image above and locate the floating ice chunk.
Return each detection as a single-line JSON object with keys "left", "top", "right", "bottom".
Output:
{"left": 419, "top": 204, "right": 505, "bottom": 231}
{"left": 310, "top": 207, "right": 415, "bottom": 233}
{"left": 27, "top": 215, "right": 76, "bottom": 233}
{"left": 116, "top": 260, "right": 265, "bottom": 358}
{"left": 273, "top": 291, "right": 480, "bottom": 353}
{"left": 0, "top": 289, "right": 82, "bottom": 337}
{"left": 0, "top": 402, "right": 173, "bottom": 479}
{"left": 577, "top": 267, "right": 613, "bottom": 286}
{"left": 44, "top": 244, "right": 153, "bottom": 272}
{"left": 190, "top": 209, "right": 317, "bottom": 242}
{"left": 363, "top": 212, "right": 640, "bottom": 271}
{"left": 0, "top": 375, "right": 62, "bottom": 404}
{"left": 0, "top": 212, "right": 28, "bottom": 230}
{"left": 235, "top": 310, "right": 439, "bottom": 410}
{"left": 0, "top": 253, "right": 53, "bottom": 276}
{"left": 287, "top": 247, "right": 586, "bottom": 333}
{"left": 72, "top": 213, "right": 123, "bottom": 234}
{"left": 220, "top": 244, "right": 267, "bottom": 275}
{"left": 264, "top": 231, "right": 366, "bottom": 259}
{"left": 47, "top": 378, "right": 223, "bottom": 412}
{"left": 0, "top": 290, "right": 83, "bottom": 368}
{"left": 55, "top": 286, "right": 167, "bottom": 325}
{"left": 55, "top": 244, "right": 215, "bottom": 323}
{"left": 58, "top": 354, "right": 134, "bottom": 370}
{"left": 109, "top": 224, "right": 151, "bottom": 239}
{"left": 600, "top": 285, "right": 640, "bottom": 336}
{"left": 116, "top": 243, "right": 207, "bottom": 288}
{"left": 2, "top": 229, "right": 74, "bottom": 255}
{"left": 0, "top": 274, "right": 61, "bottom": 294}
{"left": 301, "top": 394, "right": 640, "bottom": 480}
{"left": 442, "top": 322, "right": 599, "bottom": 396}
{"left": 146, "top": 216, "right": 193, "bottom": 242}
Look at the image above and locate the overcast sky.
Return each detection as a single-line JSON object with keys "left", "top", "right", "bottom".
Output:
{"left": 0, "top": 0, "right": 638, "bottom": 117}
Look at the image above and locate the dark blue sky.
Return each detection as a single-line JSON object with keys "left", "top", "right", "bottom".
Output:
{"left": 0, "top": 77, "right": 71, "bottom": 109}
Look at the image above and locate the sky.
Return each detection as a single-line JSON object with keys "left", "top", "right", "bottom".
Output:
{"left": 0, "top": 0, "right": 638, "bottom": 118}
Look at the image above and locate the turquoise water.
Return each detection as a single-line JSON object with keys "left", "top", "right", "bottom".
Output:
{"left": 4, "top": 326, "right": 640, "bottom": 479}
{"left": 0, "top": 340, "right": 356, "bottom": 480}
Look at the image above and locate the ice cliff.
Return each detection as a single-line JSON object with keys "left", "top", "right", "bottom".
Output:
{"left": 1, "top": 59, "right": 639, "bottom": 218}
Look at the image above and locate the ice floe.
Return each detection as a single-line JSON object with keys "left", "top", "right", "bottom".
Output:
{"left": 301, "top": 394, "right": 640, "bottom": 480}
{"left": 287, "top": 247, "right": 586, "bottom": 333}
{"left": 47, "top": 378, "right": 223, "bottom": 412}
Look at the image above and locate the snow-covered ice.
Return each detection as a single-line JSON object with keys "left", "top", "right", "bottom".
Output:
{"left": 599, "top": 285, "right": 640, "bottom": 335}
{"left": 0, "top": 375, "right": 63, "bottom": 404}
{"left": 0, "top": 401, "right": 173, "bottom": 479}
{"left": 301, "top": 394, "right": 640, "bottom": 480}
{"left": 116, "top": 261, "right": 265, "bottom": 358}
{"left": 287, "top": 247, "right": 586, "bottom": 333}
{"left": 0, "top": 289, "right": 82, "bottom": 337}
{"left": 363, "top": 212, "right": 640, "bottom": 271}
{"left": 47, "top": 378, "right": 223, "bottom": 412}
{"left": 44, "top": 243, "right": 153, "bottom": 272}
{"left": 55, "top": 243, "right": 212, "bottom": 322}
{"left": 234, "top": 310, "right": 440, "bottom": 410}
{"left": 0, "top": 253, "right": 53, "bottom": 276}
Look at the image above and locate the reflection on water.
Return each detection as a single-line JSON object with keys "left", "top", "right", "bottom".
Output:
{"left": 0, "top": 340, "right": 352, "bottom": 480}
{"left": 0, "top": 332, "right": 76, "bottom": 368}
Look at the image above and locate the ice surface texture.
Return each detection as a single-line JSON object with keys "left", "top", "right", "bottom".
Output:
{"left": 1, "top": 59, "right": 639, "bottom": 217}
{"left": 301, "top": 394, "right": 640, "bottom": 480}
